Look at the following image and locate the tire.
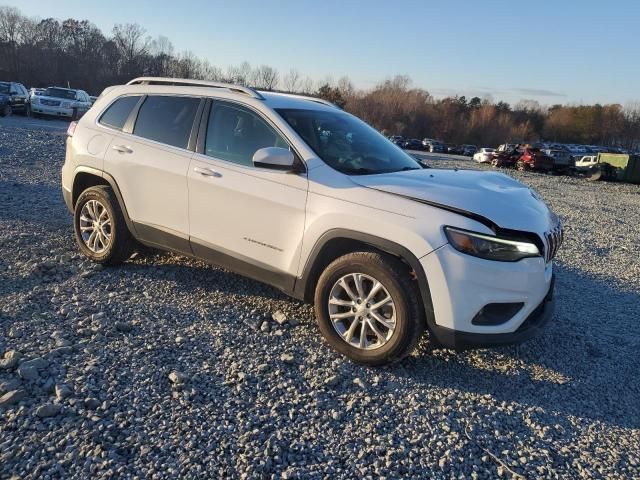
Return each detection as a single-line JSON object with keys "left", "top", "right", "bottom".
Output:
{"left": 24, "top": 104, "right": 31, "bottom": 117}
{"left": 74, "top": 186, "right": 134, "bottom": 265}
{"left": 516, "top": 160, "right": 527, "bottom": 172}
{"left": 314, "top": 251, "right": 425, "bottom": 366}
{"left": 1, "top": 105, "right": 11, "bottom": 117}
{"left": 71, "top": 108, "right": 78, "bottom": 121}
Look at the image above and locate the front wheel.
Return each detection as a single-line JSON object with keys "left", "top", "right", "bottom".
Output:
{"left": 314, "top": 252, "right": 425, "bottom": 366}
{"left": 1, "top": 105, "right": 11, "bottom": 117}
{"left": 74, "top": 186, "right": 134, "bottom": 265}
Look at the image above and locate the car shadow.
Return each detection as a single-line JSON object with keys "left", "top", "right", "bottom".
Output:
{"left": 392, "top": 263, "right": 640, "bottom": 430}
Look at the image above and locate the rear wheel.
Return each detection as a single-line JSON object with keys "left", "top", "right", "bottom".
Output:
{"left": 74, "top": 186, "right": 134, "bottom": 265}
{"left": 314, "top": 252, "right": 425, "bottom": 366}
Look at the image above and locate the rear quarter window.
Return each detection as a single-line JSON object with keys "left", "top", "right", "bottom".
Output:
{"left": 133, "top": 96, "right": 200, "bottom": 149}
{"left": 99, "top": 96, "right": 141, "bottom": 131}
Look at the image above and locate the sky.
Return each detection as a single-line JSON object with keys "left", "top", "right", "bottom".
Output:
{"left": 5, "top": 0, "right": 639, "bottom": 105}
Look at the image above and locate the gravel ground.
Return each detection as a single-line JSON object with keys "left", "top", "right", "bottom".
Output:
{"left": 1, "top": 119, "right": 639, "bottom": 479}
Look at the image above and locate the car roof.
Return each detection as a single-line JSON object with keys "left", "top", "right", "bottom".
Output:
{"left": 120, "top": 77, "right": 339, "bottom": 112}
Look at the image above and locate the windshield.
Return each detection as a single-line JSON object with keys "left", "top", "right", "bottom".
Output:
{"left": 0, "top": 83, "right": 9, "bottom": 94}
{"left": 44, "top": 88, "right": 76, "bottom": 100}
{"left": 276, "top": 108, "right": 421, "bottom": 175}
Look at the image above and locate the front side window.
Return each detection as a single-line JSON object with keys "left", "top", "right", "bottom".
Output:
{"left": 133, "top": 96, "right": 200, "bottom": 149}
{"left": 276, "top": 108, "right": 421, "bottom": 175}
{"left": 99, "top": 95, "right": 141, "bottom": 131}
{"left": 204, "top": 102, "right": 289, "bottom": 167}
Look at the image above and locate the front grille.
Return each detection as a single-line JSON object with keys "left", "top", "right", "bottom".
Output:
{"left": 544, "top": 223, "right": 563, "bottom": 262}
{"left": 41, "top": 99, "right": 60, "bottom": 106}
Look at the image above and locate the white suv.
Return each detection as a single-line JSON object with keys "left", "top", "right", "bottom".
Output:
{"left": 61, "top": 77, "right": 562, "bottom": 365}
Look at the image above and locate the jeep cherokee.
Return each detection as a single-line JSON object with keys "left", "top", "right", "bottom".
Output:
{"left": 61, "top": 77, "right": 562, "bottom": 365}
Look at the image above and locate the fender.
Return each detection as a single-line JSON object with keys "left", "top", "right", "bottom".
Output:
{"left": 294, "top": 228, "right": 436, "bottom": 327}
{"left": 70, "top": 166, "right": 139, "bottom": 237}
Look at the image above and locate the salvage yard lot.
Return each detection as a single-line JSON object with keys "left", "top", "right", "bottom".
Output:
{"left": 1, "top": 115, "right": 639, "bottom": 479}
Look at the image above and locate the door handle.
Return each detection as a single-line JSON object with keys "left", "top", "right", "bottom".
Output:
{"left": 112, "top": 145, "right": 133, "bottom": 154}
{"left": 193, "top": 166, "right": 222, "bottom": 178}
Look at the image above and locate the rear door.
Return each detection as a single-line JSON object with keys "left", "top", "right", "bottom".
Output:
{"left": 187, "top": 100, "right": 308, "bottom": 287}
{"left": 102, "top": 94, "right": 202, "bottom": 250}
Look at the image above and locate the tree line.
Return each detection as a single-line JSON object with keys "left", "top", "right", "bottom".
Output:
{"left": 1, "top": 5, "right": 639, "bottom": 149}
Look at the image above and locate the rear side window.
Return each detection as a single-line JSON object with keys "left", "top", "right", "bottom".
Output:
{"left": 133, "top": 96, "right": 200, "bottom": 149}
{"left": 205, "top": 102, "right": 288, "bottom": 166}
{"left": 99, "top": 96, "right": 141, "bottom": 131}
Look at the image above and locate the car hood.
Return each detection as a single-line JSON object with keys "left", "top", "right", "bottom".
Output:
{"left": 351, "top": 168, "right": 557, "bottom": 233}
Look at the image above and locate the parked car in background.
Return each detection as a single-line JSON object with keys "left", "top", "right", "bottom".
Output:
{"left": 575, "top": 155, "right": 598, "bottom": 171}
{"left": 491, "top": 147, "right": 521, "bottom": 168}
{"left": 473, "top": 148, "right": 495, "bottom": 163}
{"left": 517, "top": 147, "right": 554, "bottom": 172}
{"left": 402, "top": 138, "right": 424, "bottom": 150}
{"left": 0, "top": 81, "right": 31, "bottom": 116}
{"left": 497, "top": 143, "right": 518, "bottom": 152}
{"left": 31, "top": 87, "right": 92, "bottom": 120}
{"left": 389, "top": 135, "right": 405, "bottom": 147}
{"left": 462, "top": 145, "right": 478, "bottom": 156}
{"left": 542, "top": 148, "right": 575, "bottom": 174}
{"left": 423, "top": 139, "right": 446, "bottom": 153}
{"left": 446, "top": 144, "right": 463, "bottom": 155}
{"left": 29, "top": 87, "right": 46, "bottom": 97}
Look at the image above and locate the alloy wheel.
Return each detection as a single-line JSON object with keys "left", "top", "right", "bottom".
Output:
{"left": 328, "top": 273, "right": 396, "bottom": 350}
{"left": 79, "top": 200, "right": 112, "bottom": 253}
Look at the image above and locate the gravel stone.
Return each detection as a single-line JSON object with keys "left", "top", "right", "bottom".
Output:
{"left": 0, "top": 389, "right": 27, "bottom": 407}
{"left": 272, "top": 310, "right": 288, "bottom": 325}
{"left": 0, "top": 122, "right": 638, "bottom": 478}
{"left": 0, "top": 350, "right": 21, "bottom": 369}
{"left": 114, "top": 321, "right": 132, "bottom": 332}
{"left": 35, "top": 403, "right": 62, "bottom": 418}
{"left": 168, "top": 371, "right": 188, "bottom": 384}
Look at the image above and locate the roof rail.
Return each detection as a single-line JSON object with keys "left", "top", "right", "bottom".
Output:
{"left": 264, "top": 91, "right": 340, "bottom": 109}
{"left": 126, "top": 77, "right": 264, "bottom": 100}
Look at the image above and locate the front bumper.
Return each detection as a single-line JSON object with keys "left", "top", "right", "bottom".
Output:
{"left": 31, "top": 103, "right": 73, "bottom": 117}
{"left": 420, "top": 244, "right": 555, "bottom": 350}
{"left": 429, "top": 276, "right": 554, "bottom": 349}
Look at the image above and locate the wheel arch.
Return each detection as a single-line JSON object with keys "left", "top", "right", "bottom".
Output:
{"left": 294, "top": 229, "right": 435, "bottom": 325}
{"left": 71, "top": 167, "right": 137, "bottom": 236}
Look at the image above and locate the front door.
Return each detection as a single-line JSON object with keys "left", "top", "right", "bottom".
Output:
{"left": 188, "top": 100, "right": 308, "bottom": 289}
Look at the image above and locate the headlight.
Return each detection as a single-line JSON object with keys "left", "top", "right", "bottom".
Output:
{"left": 444, "top": 226, "right": 540, "bottom": 262}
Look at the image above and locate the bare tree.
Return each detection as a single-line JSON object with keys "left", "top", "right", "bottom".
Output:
{"left": 282, "top": 68, "right": 301, "bottom": 92}
{"left": 252, "top": 64, "right": 278, "bottom": 90}
{"left": 112, "top": 23, "right": 150, "bottom": 78}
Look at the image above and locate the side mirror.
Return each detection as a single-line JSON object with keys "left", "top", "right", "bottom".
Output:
{"left": 252, "top": 147, "right": 295, "bottom": 171}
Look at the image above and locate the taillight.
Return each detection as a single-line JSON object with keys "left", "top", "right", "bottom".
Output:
{"left": 67, "top": 121, "right": 77, "bottom": 137}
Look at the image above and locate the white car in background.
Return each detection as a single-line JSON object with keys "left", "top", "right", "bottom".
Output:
{"left": 575, "top": 155, "right": 598, "bottom": 171}
{"left": 473, "top": 148, "right": 495, "bottom": 163}
{"left": 31, "top": 87, "right": 92, "bottom": 120}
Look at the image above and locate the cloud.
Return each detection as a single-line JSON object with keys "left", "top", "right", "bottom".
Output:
{"left": 510, "top": 88, "right": 567, "bottom": 97}
{"left": 429, "top": 87, "right": 567, "bottom": 100}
